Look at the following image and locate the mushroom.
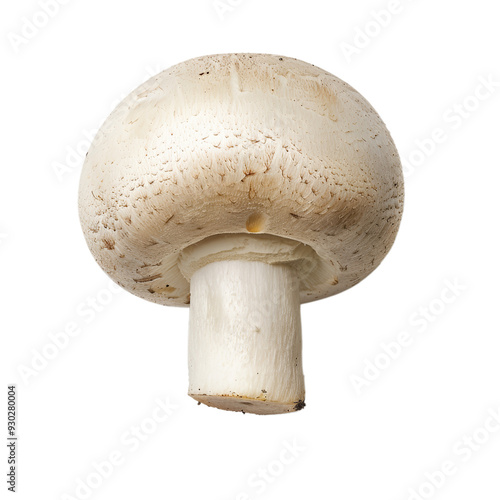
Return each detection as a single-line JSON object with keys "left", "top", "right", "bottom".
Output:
{"left": 79, "top": 53, "right": 404, "bottom": 415}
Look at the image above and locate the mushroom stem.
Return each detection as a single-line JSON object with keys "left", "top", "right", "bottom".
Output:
{"left": 188, "top": 259, "right": 305, "bottom": 414}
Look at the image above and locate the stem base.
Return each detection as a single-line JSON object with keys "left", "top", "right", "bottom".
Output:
{"left": 190, "top": 394, "right": 305, "bottom": 415}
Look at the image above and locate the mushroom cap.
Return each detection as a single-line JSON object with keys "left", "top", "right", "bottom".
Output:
{"left": 79, "top": 53, "right": 404, "bottom": 307}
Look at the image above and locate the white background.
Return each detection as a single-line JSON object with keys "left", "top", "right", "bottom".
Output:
{"left": 1, "top": 1, "right": 499, "bottom": 499}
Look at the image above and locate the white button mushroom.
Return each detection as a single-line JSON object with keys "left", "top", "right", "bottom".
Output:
{"left": 79, "top": 53, "right": 404, "bottom": 415}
